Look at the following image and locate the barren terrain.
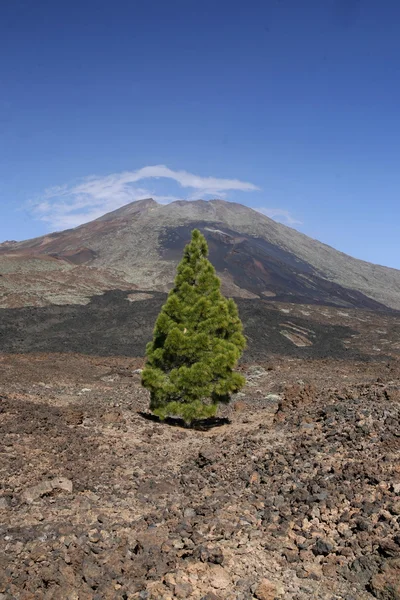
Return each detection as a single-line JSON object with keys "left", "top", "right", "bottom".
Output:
{"left": 1, "top": 196, "right": 400, "bottom": 598}
{"left": 1, "top": 350, "right": 400, "bottom": 600}
{"left": 1, "top": 291, "right": 399, "bottom": 361}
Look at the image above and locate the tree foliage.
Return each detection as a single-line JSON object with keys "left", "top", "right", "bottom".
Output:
{"left": 141, "top": 229, "right": 246, "bottom": 424}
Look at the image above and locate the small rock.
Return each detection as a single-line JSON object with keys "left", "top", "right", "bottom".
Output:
{"left": 82, "top": 557, "right": 101, "bottom": 589}
{"left": 100, "top": 375, "right": 118, "bottom": 382}
{"left": 312, "top": 538, "right": 334, "bottom": 556}
{"left": 65, "top": 410, "right": 84, "bottom": 425}
{"left": 22, "top": 480, "right": 53, "bottom": 503}
{"left": 355, "top": 517, "right": 372, "bottom": 532}
{"left": 247, "top": 365, "right": 266, "bottom": 378}
{"left": 88, "top": 529, "right": 101, "bottom": 543}
{"left": 233, "top": 401, "right": 246, "bottom": 412}
{"left": 283, "top": 549, "right": 299, "bottom": 563}
{"left": 265, "top": 394, "right": 281, "bottom": 402}
{"left": 254, "top": 578, "right": 280, "bottom": 600}
{"left": 390, "top": 500, "right": 400, "bottom": 516}
{"left": 196, "top": 545, "right": 224, "bottom": 565}
{"left": 101, "top": 410, "right": 123, "bottom": 424}
{"left": 264, "top": 395, "right": 280, "bottom": 414}
{"left": 164, "top": 573, "right": 176, "bottom": 588}
{"left": 322, "top": 561, "right": 337, "bottom": 578}
{"left": 22, "top": 477, "right": 73, "bottom": 503}
{"left": 209, "top": 565, "right": 230, "bottom": 589}
{"left": 0, "top": 497, "right": 10, "bottom": 510}
{"left": 298, "top": 562, "right": 323, "bottom": 580}
{"left": 378, "top": 538, "right": 400, "bottom": 557}
{"left": 369, "top": 559, "right": 400, "bottom": 600}
{"left": 197, "top": 447, "right": 217, "bottom": 468}
{"left": 52, "top": 476, "right": 73, "bottom": 493}
{"left": 249, "top": 471, "right": 260, "bottom": 485}
{"left": 174, "top": 582, "right": 193, "bottom": 598}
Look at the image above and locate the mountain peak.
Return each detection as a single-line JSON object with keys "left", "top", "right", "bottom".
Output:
{"left": 95, "top": 197, "right": 158, "bottom": 222}
{"left": 0, "top": 197, "right": 399, "bottom": 311}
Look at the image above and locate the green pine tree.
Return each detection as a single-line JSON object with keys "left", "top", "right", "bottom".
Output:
{"left": 141, "top": 229, "right": 246, "bottom": 424}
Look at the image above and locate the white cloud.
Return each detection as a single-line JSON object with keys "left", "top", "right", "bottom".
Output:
{"left": 33, "top": 165, "right": 260, "bottom": 229}
{"left": 256, "top": 207, "right": 302, "bottom": 226}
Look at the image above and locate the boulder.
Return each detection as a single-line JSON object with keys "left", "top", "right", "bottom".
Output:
{"left": 22, "top": 477, "right": 73, "bottom": 503}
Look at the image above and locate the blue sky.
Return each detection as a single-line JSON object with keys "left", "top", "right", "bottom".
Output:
{"left": 1, "top": 0, "right": 399, "bottom": 268}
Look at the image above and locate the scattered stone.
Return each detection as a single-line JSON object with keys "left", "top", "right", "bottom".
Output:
{"left": 101, "top": 410, "right": 123, "bottom": 424}
{"left": 312, "top": 538, "right": 334, "bottom": 556}
{"left": 390, "top": 500, "right": 400, "bottom": 516}
{"left": 0, "top": 497, "right": 10, "bottom": 510}
{"left": 368, "top": 559, "right": 400, "bottom": 600}
{"left": 233, "top": 401, "right": 246, "bottom": 412}
{"left": 378, "top": 539, "right": 400, "bottom": 558}
{"left": 22, "top": 477, "right": 73, "bottom": 503}
{"left": 196, "top": 447, "right": 217, "bottom": 468}
{"left": 392, "top": 483, "right": 400, "bottom": 495}
{"left": 195, "top": 545, "right": 224, "bottom": 565}
{"left": 254, "top": 578, "right": 280, "bottom": 600}
{"left": 2, "top": 354, "right": 400, "bottom": 600}
{"left": 174, "top": 582, "right": 193, "bottom": 598}
{"left": 209, "top": 565, "right": 231, "bottom": 589}
{"left": 265, "top": 394, "right": 281, "bottom": 401}
{"left": 299, "top": 562, "right": 323, "bottom": 580}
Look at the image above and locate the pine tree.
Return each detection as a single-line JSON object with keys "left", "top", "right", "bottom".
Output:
{"left": 141, "top": 229, "right": 246, "bottom": 424}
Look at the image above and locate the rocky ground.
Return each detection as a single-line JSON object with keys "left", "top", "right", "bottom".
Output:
{"left": 1, "top": 291, "right": 399, "bottom": 361}
{"left": 1, "top": 353, "right": 399, "bottom": 599}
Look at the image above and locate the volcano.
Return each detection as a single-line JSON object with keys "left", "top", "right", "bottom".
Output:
{"left": 0, "top": 198, "right": 399, "bottom": 311}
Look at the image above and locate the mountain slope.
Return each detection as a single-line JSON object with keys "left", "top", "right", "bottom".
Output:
{"left": 1, "top": 198, "right": 399, "bottom": 310}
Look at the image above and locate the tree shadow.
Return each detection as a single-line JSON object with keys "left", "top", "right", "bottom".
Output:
{"left": 138, "top": 411, "right": 230, "bottom": 431}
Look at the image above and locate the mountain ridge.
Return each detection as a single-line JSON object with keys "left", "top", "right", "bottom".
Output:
{"left": 0, "top": 198, "right": 399, "bottom": 310}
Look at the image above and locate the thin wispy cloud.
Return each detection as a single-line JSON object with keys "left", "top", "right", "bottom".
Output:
{"left": 256, "top": 207, "right": 302, "bottom": 226}
{"left": 33, "top": 165, "right": 260, "bottom": 229}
